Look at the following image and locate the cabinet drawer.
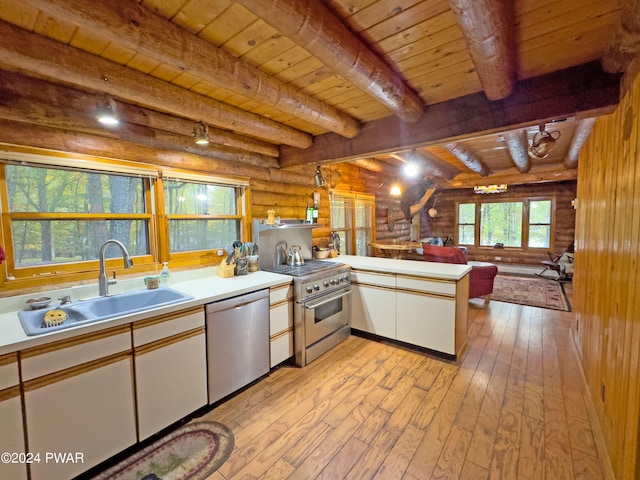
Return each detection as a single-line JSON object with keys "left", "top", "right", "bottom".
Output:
{"left": 133, "top": 307, "right": 204, "bottom": 347}
{"left": 270, "top": 301, "right": 292, "bottom": 335}
{"left": 270, "top": 330, "right": 293, "bottom": 367}
{"left": 396, "top": 275, "right": 456, "bottom": 296}
{"left": 21, "top": 326, "right": 131, "bottom": 381}
{"left": 351, "top": 270, "right": 396, "bottom": 288}
{"left": 270, "top": 283, "right": 293, "bottom": 304}
{"left": 0, "top": 353, "right": 19, "bottom": 390}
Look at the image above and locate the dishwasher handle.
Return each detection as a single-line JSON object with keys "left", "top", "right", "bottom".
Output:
{"left": 205, "top": 288, "right": 269, "bottom": 314}
{"left": 303, "top": 288, "right": 351, "bottom": 309}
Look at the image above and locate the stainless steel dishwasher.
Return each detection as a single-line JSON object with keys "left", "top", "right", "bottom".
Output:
{"left": 205, "top": 289, "right": 270, "bottom": 404}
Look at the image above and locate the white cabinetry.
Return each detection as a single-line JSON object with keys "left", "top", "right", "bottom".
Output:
{"left": 269, "top": 283, "right": 293, "bottom": 367}
{"left": 351, "top": 271, "right": 396, "bottom": 338}
{"left": 133, "top": 307, "right": 207, "bottom": 440}
{"left": 21, "top": 326, "right": 136, "bottom": 480}
{"left": 0, "top": 353, "right": 27, "bottom": 480}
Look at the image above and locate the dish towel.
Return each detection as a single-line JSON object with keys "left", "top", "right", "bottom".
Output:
{"left": 0, "top": 244, "right": 6, "bottom": 264}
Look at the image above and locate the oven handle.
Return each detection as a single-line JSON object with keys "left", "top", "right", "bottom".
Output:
{"left": 302, "top": 288, "right": 352, "bottom": 309}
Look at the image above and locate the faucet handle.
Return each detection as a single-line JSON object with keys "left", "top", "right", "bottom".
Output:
{"left": 58, "top": 295, "right": 72, "bottom": 305}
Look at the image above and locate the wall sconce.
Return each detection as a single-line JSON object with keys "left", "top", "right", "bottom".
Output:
{"left": 474, "top": 184, "right": 507, "bottom": 194}
{"left": 314, "top": 166, "right": 326, "bottom": 187}
{"left": 192, "top": 121, "right": 210, "bottom": 145}
{"left": 528, "top": 124, "right": 560, "bottom": 159}
{"left": 95, "top": 94, "right": 120, "bottom": 126}
{"left": 390, "top": 184, "right": 402, "bottom": 196}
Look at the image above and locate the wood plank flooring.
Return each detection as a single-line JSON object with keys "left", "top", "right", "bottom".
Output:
{"left": 196, "top": 295, "right": 610, "bottom": 479}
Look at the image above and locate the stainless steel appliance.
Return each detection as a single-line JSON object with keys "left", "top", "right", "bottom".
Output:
{"left": 264, "top": 260, "right": 351, "bottom": 366}
{"left": 205, "top": 289, "right": 270, "bottom": 403}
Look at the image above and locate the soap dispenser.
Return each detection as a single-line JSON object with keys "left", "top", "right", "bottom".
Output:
{"left": 160, "top": 262, "right": 171, "bottom": 285}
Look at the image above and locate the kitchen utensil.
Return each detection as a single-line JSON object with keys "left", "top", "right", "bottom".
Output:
{"left": 275, "top": 241, "right": 287, "bottom": 265}
{"left": 313, "top": 248, "right": 331, "bottom": 259}
{"left": 287, "top": 245, "right": 304, "bottom": 266}
{"left": 26, "top": 297, "right": 52, "bottom": 310}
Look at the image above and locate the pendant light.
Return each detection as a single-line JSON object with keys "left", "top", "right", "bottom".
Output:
{"left": 192, "top": 121, "right": 210, "bottom": 145}
{"left": 95, "top": 94, "right": 120, "bottom": 126}
{"left": 528, "top": 124, "right": 560, "bottom": 159}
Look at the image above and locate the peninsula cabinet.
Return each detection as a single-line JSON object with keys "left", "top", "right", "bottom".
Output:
{"left": 133, "top": 306, "right": 207, "bottom": 440}
{"left": 269, "top": 283, "right": 294, "bottom": 367}
{"left": 0, "top": 353, "right": 27, "bottom": 480}
{"left": 351, "top": 271, "right": 397, "bottom": 338}
{"left": 350, "top": 266, "right": 470, "bottom": 359}
{"left": 21, "top": 325, "right": 136, "bottom": 480}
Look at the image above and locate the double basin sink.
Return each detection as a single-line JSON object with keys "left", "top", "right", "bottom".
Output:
{"left": 19, "top": 287, "right": 194, "bottom": 336}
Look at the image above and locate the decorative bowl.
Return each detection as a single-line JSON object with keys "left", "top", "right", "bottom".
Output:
{"left": 26, "top": 297, "right": 52, "bottom": 310}
{"left": 313, "top": 249, "right": 331, "bottom": 259}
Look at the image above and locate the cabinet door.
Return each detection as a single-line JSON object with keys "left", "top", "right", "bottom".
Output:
{"left": 270, "top": 300, "right": 293, "bottom": 367}
{"left": 396, "top": 291, "right": 456, "bottom": 354}
{"left": 351, "top": 284, "right": 396, "bottom": 338}
{"left": 135, "top": 329, "right": 207, "bottom": 440}
{"left": 24, "top": 355, "right": 136, "bottom": 480}
{"left": 0, "top": 390, "right": 27, "bottom": 480}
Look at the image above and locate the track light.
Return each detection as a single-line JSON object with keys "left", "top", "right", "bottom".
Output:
{"left": 314, "top": 166, "right": 326, "bottom": 187}
{"left": 390, "top": 184, "right": 401, "bottom": 196}
{"left": 192, "top": 121, "right": 210, "bottom": 145}
{"left": 95, "top": 94, "right": 120, "bottom": 126}
{"left": 528, "top": 124, "right": 560, "bottom": 159}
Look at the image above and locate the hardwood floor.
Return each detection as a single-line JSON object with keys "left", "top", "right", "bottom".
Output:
{"left": 196, "top": 296, "right": 609, "bottom": 479}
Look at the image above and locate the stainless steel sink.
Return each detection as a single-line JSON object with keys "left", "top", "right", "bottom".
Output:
{"left": 19, "top": 287, "right": 194, "bottom": 336}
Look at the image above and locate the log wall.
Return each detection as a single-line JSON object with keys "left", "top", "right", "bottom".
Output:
{"left": 573, "top": 68, "right": 640, "bottom": 480}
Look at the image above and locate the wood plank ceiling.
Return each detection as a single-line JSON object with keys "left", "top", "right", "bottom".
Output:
{"left": 0, "top": 0, "right": 634, "bottom": 189}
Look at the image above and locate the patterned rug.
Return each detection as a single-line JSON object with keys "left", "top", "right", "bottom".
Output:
{"left": 94, "top": 421, "right": 234, "bottom": 480}
{"left": 491, "top": 274, "right": 571, "bottom": 311}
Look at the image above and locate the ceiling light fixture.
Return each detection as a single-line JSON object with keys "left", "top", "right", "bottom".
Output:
{"left": 192, "top": 121, "right": 210, "bottom": 145}
{"left": 528, "top": 124, "right": 560, "bottom": 159}
{"left": 474, "top": 184, "right": 507, "bottom": 194}
{"left": 390, "top": 184, "right": 402, "bottom": 196}
{"left": 314, "top": 166, "right": 326, "bottom": 187}
{"left": 95, "top": 94, "right": 120, "bottom": 126}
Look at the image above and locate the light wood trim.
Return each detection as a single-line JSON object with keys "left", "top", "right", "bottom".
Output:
{"left": 0, "top": 385, "right": 20, "bottom": 402}
{"left": 396, "top": 273, "right": 458, "bottom": 284}
{"left": 395, "top": 287, "right": 455, "bottom": 300}
{"left": 22, "top": 351, "right": 131, "bottom": 392}
{"left": 0, "top": 352, "right": 18, "bottom": 367}
{"left": 270, "top": 284, "right": 293, "bottom": 294}
{"left": 23, "top": 0, "right": 359, "bottom": 139}
{"left": 20, "top": 324, "right": 131, "bottom": 359}
{"left": 132, "top": 306, "right": 204, "bottom": 331}
{"left": 351, "top": 282, "right": 396, "bottom": 293}
{"left": 270, "top": 327, "right": 293, "bottom": 342}
{"left": 269, "top": 299, "right": 291, "bottom": 309}
{"left": 134, "top": 327, "right": 204, "bottom": 356}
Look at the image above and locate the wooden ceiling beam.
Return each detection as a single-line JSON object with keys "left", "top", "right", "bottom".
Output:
{"left": 24, "top": 0, "right": 360, "bottom": 138}
{"left": 279, "top": 62, "right": 621, "bottom": 167}
{"left": 0, "top": 69, "right": 280, "bottom": 159}
{"left": 503, "top": 129, "right": 531, "bottom": 173}
{"left": 602, "top": 0, "right": 640, "bottom": 73}
{"left": 448, "top": 0, "right": 516, "bottom": 100}
{"left": 236, "top": 0, "right": 424, "bottom": 123}
{"left": 448, "top": 166, "right": 578, "bottom": 188}
{"left": 0, "top": 21, "right": 311, "bottom": 149}
{"left": 389, "top": 151, "right": 458, "bottom": 180}
{"left": 444, "top": 142, "right": 490, "bottom": 176}
{"left": 564, "top": 118, "right": 597, "bottom": 169}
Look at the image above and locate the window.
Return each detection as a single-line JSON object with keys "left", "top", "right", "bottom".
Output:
{"left": 0, "top": 152, "right": 248, "bottom": 288}
{"left": 330, "top": 191, "right": 374, "bottom": 256}
{"left": 456, "top": 198, "right": 553, "bottom": 249}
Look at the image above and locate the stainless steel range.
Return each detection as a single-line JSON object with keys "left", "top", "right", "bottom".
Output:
{"left": 263, "top": 260, "right": 351, "bottom": 366}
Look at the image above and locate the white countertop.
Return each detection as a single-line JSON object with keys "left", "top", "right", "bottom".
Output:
{"left": 0, "top": 267, "right": 292, "bottom": 355}
{"left": 0, "top": 256, "right": 470, "bottom": 355}
{"left": 336, "top": 255, "right": 472, "bottom": 280}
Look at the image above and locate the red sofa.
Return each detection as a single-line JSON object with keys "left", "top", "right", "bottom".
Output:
{"left": 422, "top": 244, "right": 498, "bottom": 302}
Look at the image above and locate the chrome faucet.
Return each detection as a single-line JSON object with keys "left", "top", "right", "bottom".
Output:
{"left": 98, "top": 239, "right": 134, "bottom": 296}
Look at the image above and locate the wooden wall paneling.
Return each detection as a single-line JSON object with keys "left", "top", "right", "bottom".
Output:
{"left": 574, "top": 68, "right": 640, "bottom": 479}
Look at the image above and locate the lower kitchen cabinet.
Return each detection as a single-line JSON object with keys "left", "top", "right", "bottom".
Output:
{"left": 133, "top": 307, "right": 207, "bottom": 440}
{"left": 351, "top": 271, "right": 396, "bottom": 338}
{"left": 0, "top": 353, "right": 27, "bottom": 480}
{"left": 269, "top": 283, "right": 294, "bottom": 367}
{"left": 21, "top": 326, "right": 136, "bottom": 480}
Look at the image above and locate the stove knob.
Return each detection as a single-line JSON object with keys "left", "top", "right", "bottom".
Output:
{"left": 338, "top": 277, "right": 344, "bottom": 283}
{"left": 331, "top": 279, "right": 337, "bottom": 285}
{"left": 306, "top": 286, "right": 313, "bottom": 294}
{"left": 314, "top": 284, "right": 320, "bottom": 291}
{"left": 324, "top": 281, "right": 330, "bottom": 288}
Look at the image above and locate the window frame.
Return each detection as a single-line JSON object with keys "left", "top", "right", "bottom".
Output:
{"left": 455, "top": 196, "right": 555, "bottom": 250}
{"left": 0, "top": 150, "right": 249, "bottom": 290}
{"left": 330, "top": 190, "right": 375, "bottom": 256}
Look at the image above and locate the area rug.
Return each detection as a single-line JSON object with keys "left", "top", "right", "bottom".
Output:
{"left": 491, "top": 274, "right": 571, "bottom": 311}
{"left": 94, "top": 421, "right": 234, "bottom": 480}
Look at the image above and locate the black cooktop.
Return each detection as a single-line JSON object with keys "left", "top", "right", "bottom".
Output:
{"left": 263, "top": 260, "right": 342, "bottom": 277}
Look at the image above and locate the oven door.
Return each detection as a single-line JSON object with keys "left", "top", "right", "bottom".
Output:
{"left": 302, "top": 287, "right": 351, "bottom": 346}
